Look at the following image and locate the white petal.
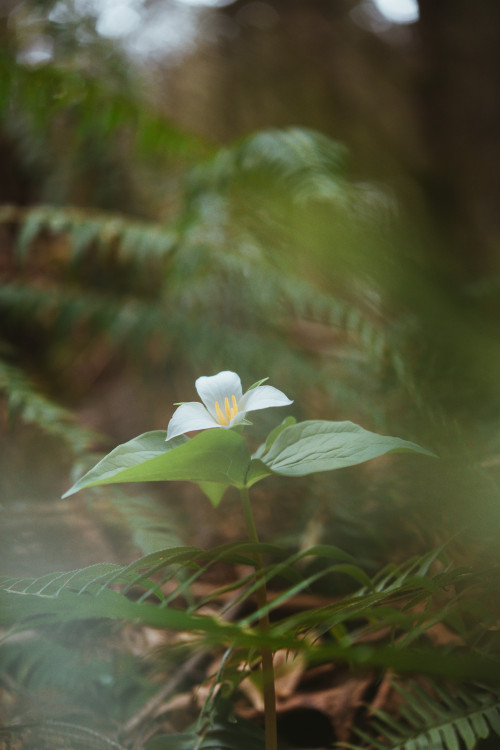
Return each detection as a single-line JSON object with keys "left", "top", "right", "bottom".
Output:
{"left": 195, "top": 371, "right": 243, "bottom": 420}
{"left": 166, "top": 402, "right": 219, "bottom": 441}
{"left": 238, "top": 385, "right": 293, "bottom": 414}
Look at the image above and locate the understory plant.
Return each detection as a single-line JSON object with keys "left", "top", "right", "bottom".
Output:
{"left": 2, "top": 372, "right": 500, "bottom": 749}
{"left": 11, "top": 366, "right": 488, "bottom": 750}
{"left": 59, "top": 369, "right": 431, "bottom": 749}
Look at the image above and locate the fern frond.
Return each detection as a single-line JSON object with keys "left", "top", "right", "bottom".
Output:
{"left": 186, "top": 127, "right": 353, "bottom": 207}
{"left": 348, "top": 680, "right": 500, "bottom": 750}
{"left": 1, "top": 544, "right": 497, "bottom": 683}
{"left": 0, "top": 358, "right": 99, "bottom": 455}
{"left": 1, "top": 126, "right": 426, "bottom": 432}
{"left": 0, "top": 281, "right": 168, "bottom": 350}
{"left": 269, "top": 551, "right": 479, "bottom": 681}
{"left": 0, "top": 634, "right": 120, "bottom": 702}
{"left": 0, "top": 720, "right": 125, "bottom": 750}
{"left": 103, "top": 488, "right": 185, "bottom": 555}
{"left": 4, "top": 201, "right": 406, "bottom": 427}
{"left": 175, "top": 128, "right": 431, "bottom": 426}
{"left": 1, "top": 205, "right": 177, "bottom": 264}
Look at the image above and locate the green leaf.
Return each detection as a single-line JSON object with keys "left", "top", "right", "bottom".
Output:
{"left": 252, "top": 415, "right": 297, "bottom": 459}
{"left": 456, "top": 717, "right": 476, "bottom": 750}
{"left": 246, "top": 415, "right": 297, "bottom": 486}
{"left": 63, "top": 420, "right": 435, "bottom": 498}
{"left": 196, "top": 481, "right": 231, "bottom": 507}
{"left": 247, "top": 377, "right": 269, "bottom": 390}
{"left": 245, "top": 458, "right": 274, "bottom": 487}
{"left": 0, "top": 583, "right": 239, "bottom": 639}
{"left": 441, "top": 724, "right": 460, "bottom": 750}
{"left": 62, "top": 429, "right": 251, "bottom": 498}
{"left": 258, "top": 420, "right": 436, "bottom": 478}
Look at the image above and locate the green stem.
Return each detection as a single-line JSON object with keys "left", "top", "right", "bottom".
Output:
{"left": 239, "top": 487, "right": 278, "bottom": 750}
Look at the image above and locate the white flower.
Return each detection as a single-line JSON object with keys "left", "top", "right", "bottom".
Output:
{"left": 166, "top": 370, "right": 293, "bottom": 441}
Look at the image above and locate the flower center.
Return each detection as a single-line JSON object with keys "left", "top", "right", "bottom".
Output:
{"left": 215, "top": 395, "right": 239, "bottom": 426}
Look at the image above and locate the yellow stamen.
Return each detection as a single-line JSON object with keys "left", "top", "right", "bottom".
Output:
{"left": 224, "top": 397, "right": 231, "bottom": 423}
{"left": 215, "top": 395, "right": 239, "bottom": 425}
{"left": 215, "top": 401, "right": 228, "bottom": 426}
{"left": 231, "top": 394, "right": 238, "bottom": 418}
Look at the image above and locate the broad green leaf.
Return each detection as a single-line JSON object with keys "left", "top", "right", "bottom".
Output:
{"left": 258, "top": 420, "right": 436, "bottom": 478}
{"left": 63, "top": 420, "right": 435, "bottom": 498}
{"left": 245, "top": 457, "right": 274, "bottom": 487}
{"left": 196, "top": 481, "right": 231, "bottom": 507}
{"left": 63, "top": 429, "right": 251, "bottom": 498}
{"left": 252, "top": 415, "right": 296, "bottom": 459}
{"left": 246, "top": 415, "right": 297, "bottom": 486}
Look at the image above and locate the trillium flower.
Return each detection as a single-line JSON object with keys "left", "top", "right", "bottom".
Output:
{"left": 166, "top": 370, "right": 293, "bottom": 442}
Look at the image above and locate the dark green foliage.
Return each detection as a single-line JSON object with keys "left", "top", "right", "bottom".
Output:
{"left": 0, "top": 720, "right": 126, "bottom": 750}
{"left": 347, "top": 680, "right": 500, "bottom": 750}
{"left": 2, "top": 541, "right": 500, "bottom": 746}
{"left": 146, "top": 719, "right": 265, "bottom": 750}
{"left": 0, "top": 357, "right": 100, "bottom": 454}
{"left": 0, "top": 543, "right": 495, "bottom": 681}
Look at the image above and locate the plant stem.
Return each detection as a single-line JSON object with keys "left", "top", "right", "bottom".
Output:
{"left": 239, "top": 486, "right": 278, "bottom": 750}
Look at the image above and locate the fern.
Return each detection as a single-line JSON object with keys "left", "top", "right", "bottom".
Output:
{"left": 270, "top": 547, "right": 459, "bottom": 636}
{"left": 0, "top": 629, "right": 149, "bottom": 713}
{"left": 0, "top": 720, "right": 126, "bottom": 750}
{"left": 174, "top": 129, "right": 435, "bottom": 428}
{"left": 0, "top": 127, "right": 435, "bottom": 440}
{"left": 0, "top": 282, "right": 168, "bottom": 348}
{"left": 0, "top": 358, "right": 100, "bottom": 455}
{"left": 103, "top": 488, "right": 185, "bottom": 555}
{"left": 184, "top": 127, "right": 389, "bottom": 213}
{"left": 0, "top": 544, "right": 497, "bottom": 683}
{"left": 1, "top": 127, "right": 489, "bottom": 593}
{"left": 4, "top": 205, "right": 178, "bottom": 265}
{"left": 2, "top": 204, "right": 419, "bottom": 437}
{"left": 347, "top": 679, "right": 500, "bottom": 750}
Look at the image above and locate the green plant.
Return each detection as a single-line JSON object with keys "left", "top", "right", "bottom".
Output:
{"left": 3, "top": 12, "right": 500, "bottom": 742}
{"left": 4, "top": 367, "right": 468, "bottom": 750}
{"left": 346, "top": 679, "right": 500, "bottom": 750}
